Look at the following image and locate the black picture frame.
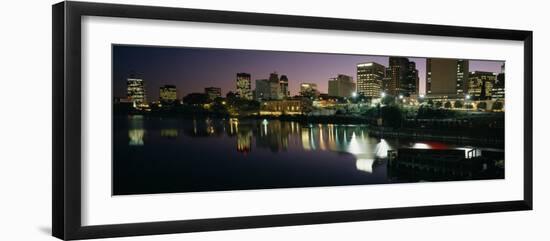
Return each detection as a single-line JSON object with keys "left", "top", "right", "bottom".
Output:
{"left": 52, "top": 1, "right": 533, "bottom": 240}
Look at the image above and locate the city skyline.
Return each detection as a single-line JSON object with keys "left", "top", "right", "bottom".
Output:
{"left": 113, "top": 45, "right": 504, "bottom": 101}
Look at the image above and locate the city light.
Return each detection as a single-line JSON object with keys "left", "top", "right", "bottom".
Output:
{"left": 112, "top": 46, "right": 507, "bottom": 196}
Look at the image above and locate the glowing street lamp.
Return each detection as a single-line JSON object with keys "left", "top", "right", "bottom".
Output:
{"left": 465, "top": 94, "right": 471, "bottom": 100}
{"left": 399, "top": 94, "right": 404, "bottom": 99}
{"left": 352, "top": 92, "right": 357, "bottom": 98}
{"left": 381, "top": 92, "right": 386, "bottom": 98}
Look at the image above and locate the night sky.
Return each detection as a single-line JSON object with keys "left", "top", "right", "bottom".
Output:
{"left": 113, "top": 45, "right": 504, "bottom": 101}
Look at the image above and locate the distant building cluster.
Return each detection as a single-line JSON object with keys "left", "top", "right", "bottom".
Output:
{"left": 121, "top": 56, "right": 505, "bottom": 114}
{"left": 426, "top": 58, "right": 505, "bottom": 101}
{"left": 254, "top": 72, "right": 290, "bottom": 101}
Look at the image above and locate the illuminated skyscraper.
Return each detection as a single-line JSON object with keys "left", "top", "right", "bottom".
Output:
{"left": 159, "top": 85, "right": 177, "bottom": 104}
{"left": 468, "top": 71, "right": 496, "bottom": 100}
{"left": 356, "top": 62, "right": 385, "bottom": 98}
{"left": 127, "top": 76, "right": 146, "bottom": 106}
{"left": 387, "top": 57, "right": 418, "bottom": 97}
{"left": 328, "top": 74, "right": 355, "bottom": 98}
{"left": 236, "top": 73, "right": 252, "bottom": 100}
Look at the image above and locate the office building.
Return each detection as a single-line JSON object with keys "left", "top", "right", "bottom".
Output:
{"left": 456, "top": 60, "right": 469, "bottom": 96}
{"left": 159, "top": 85, "right": 177, "bottom": 104}
{"left": 468, "top": 71, "right": 497, "bottom": 100}
{"left": 280, "top": 75, "right": 289, "bottom": 98}
{"left": 236, "top": 73, "right": 253, "bottom": 100}
{"left": 255, "top": 78, "right": 281, "bottom": 100}
{"left": 382, "top": 67, "right": 392, "bottom": 93}
{"left": 426, "top": 58, "right": 469, "bottom": 97}
{"left": 328, "top": 74, "right": 355, "bottom": 98}
{"left": 204, "top": 87, "right": 222, "bottom": 100}
{"left": 127, "top": 76, "right": 146, "bottom": 106}
{"left": 407, "top": 61, "right": 420, "bottom": 96}
{"left": 268, "top": 72, "right": 284, "bottom": 99}
{"left": 492, "top": 63, "right": 505, "bottom": 100}
{"left": 387, "top": 57, "right": 418, "bottom": 97}
{"left": 357, "top": 62, "right": 385, "bottom": 98}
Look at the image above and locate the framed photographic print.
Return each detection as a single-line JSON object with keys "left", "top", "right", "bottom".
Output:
{"left": 52, "top": 1, "right": 533, "bottom": 240}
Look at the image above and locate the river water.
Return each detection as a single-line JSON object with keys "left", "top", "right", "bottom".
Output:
{"left": 113, "top": 115, "right": 504, "bottom": 195}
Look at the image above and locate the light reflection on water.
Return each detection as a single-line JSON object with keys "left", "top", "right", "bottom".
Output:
{"left": 116, "top": 115, "right": 504, "bottom": 195}
{"left": 126, "top": 116, "right": 404, "bottom": 173}
{"left": 128, "top": 115, "right": 145, "bottom": 146}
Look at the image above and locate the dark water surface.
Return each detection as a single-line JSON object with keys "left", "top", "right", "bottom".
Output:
{"left": 113, "top": 115, "right": 504, "bottom": 195}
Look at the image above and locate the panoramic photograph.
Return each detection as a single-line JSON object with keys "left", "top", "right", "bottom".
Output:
{"left": 112, "top": 45, "right": 505, "bottom": 195}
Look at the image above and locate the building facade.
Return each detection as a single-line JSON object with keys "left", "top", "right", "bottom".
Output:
{"left": 357, "top": 62, "right": 385, "bottom": 98}
{"left": 468, "top": 71, "right": 497, "bottom": 100}
{"left": 387, "top": 57, "right": 418, "bottom": 97}
{"left": 407, "top": 61, "right": 420, "bottom": 96}
{"left": 382, "top": 67, "right": 392, "bottom": 93}
{"left": 491, "top": 63, "right": 505, "bottom": 100}
{"left": 279, "top": 75, "right": 289, "bottom": 98}
{"left": 328, "top": 74, "right": 355, "bottom": 98}
{"left": 456, "top": 60, "right": 470, "bottom": 96}
{"left": 127, "top": 77, "right": 146, "bottom": 106}
{"left": 260, "top": 98, "right": 309, "bottom": 115}
{"left": 159, "top": 85, "right": 177, "bottom": 104}
{"left": 204, "top": 87, "right": 222, "bottom": 100}
{"left": 255, "top": 78, "right": 281, "bottom": 100}
{"left": 236, "top": 73, "right": 253, "bottom": 100}
{"left": 426, "top": 58, "right": 469, "bottom": 97}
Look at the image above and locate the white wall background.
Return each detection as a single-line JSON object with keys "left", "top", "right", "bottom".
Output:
{"left": 0, "top": 0, "right": 547, "bottom": 240}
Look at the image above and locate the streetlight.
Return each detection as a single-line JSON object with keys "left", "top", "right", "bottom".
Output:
{"left": 399, "top": 94, "right": 404, "bottom": 99}
{"left": 381, "top": 92, "right": 386, "bottom": 98}
{"left": 352, "top": 92, "right": 357, "bottom": 98}
{"left": 465, "top": 94, "right": 471, "bottom": 100}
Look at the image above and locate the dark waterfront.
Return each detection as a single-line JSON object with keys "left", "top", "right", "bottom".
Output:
{"left": 113, "top": 115, "right": 504, "bottom": 195}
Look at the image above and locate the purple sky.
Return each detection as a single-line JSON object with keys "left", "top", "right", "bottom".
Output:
{"left": 113, "top": 45, "right": 504, "bottom": 100}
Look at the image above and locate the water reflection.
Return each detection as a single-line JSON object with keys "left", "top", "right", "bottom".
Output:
{"left": 236, "top": 120, "right": 253, "bottom": 154}
{"left": 126, "top": 117, "right": 502, "bottom": 175}
{"left": 160, "top": 129, "right": 178, "bottom": 138}
{"left": 116, "top": 116, "right": 504, "bottom": 195}
{"left": 174, "top": 118, "right": 398, "bottom": 173}
{"left": 128, "top": 115, "right": 145, "bottom": 146}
